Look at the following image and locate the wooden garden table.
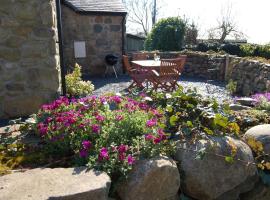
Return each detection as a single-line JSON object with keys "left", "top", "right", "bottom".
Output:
{"left": 131, "top": 60, "right": 161, "bottom": 70}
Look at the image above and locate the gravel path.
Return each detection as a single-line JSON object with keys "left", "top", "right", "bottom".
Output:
{"left": 89, "top": 75, "right": 232, "bottom": 102}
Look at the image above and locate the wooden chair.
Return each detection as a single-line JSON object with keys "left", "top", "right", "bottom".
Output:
{"left": 122, "top": 55, "right": 149, "bottom": 90}
{"left": 132, "top": 53, "right": 149, "bottom": 61}
{"left": 149, "top": 57, "right": 187, "bottom": 91}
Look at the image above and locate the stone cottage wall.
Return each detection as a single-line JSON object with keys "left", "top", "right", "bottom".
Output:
{"left": 61, "top": 5, "right": 124, "bottom": 76}
{"left": 0, "top": 0, "right": 61, "bottom": 119}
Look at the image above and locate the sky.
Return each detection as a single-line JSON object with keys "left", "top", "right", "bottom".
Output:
{"left": 127, "top": 0, "right": 270, "bottom": 44}
{"left": 163, "top": 0, "right": 270, "bottom": 44}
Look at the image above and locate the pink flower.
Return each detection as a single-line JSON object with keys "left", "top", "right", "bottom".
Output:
{"left": 139, "top": 103, "right": 149, "bottom": 110}
{"left": 82, "top": 140, "right": 91, "bottom": 150}
{"left": 127, "top": 155, "right": 135, "bottom": 165}
{"left": 153, "top": 137, "right": 162, "bottom": 144}
{"left": 99, "top": 96, "right": 107, "bottom": 104}
{"left": 111, "top": 96, "right": 122, "bottom": 104}
{"left": 45, "top": 117, "right": 53, "bottom": 124}
{"left": 146, "top": 118, "right": 157, "bottom": 127}
{"left": 158, "top": 129, "right": 167, "bottom": 140}
{"left": 145, "top": 134, "right": 154, "bottom": 141}
{"left": 117, "top": 144, "right": 128, "bottom": 153}
{"left": 118, "top": 153, "right": 126, "bottom": 161}
{"left": 91, "top": 124, "right": 100, "bottom": 133}
{"left": 37, "top": 123, "right": 48, "bottom": 136}
{"left": 151, "top": 109, "right": 163, "bottom": 118}
{"left": 99, "top": 147, "right": 109, "bottom": 161}
{"left": 95, "top": 115, "right": 105, "bottom": 122}
{"left": 115, "top": 115, "right": 124, "bottom": 121}
{"left": 79, "top": 149, "right": 88, "bottom": 158}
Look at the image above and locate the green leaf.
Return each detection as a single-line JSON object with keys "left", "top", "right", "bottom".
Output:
{"left": 225, "top": 156, "right": 234, "bottom": 163}
{"left": 166, "top": 105, "right": 173, "bottom": 113}
{"left": 214, "top": 114, "right": 228, "bottom": 128}
{"left": 186, "top": 121, "right": 193, "bottom": 127}
{"left": 169, "top": 115, "right": 178, "bottom": 126}
{"left": 204, "top": 127, "right": 214, "bottom": 135}
{"left": 211, "top": 99, "right": 219, "bottom": 112}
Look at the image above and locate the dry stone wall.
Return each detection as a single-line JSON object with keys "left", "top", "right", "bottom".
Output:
{"left": 229, "top": 58, "right": 270, "bottom": 96}
{"left": 0, "top": 0, "right": 61, "bottom": 119}
{"left": 61, "top": 5, "right": 124, "bottom": 76}
{"left": 154, "top": 51, "right": 270, "bottom": 96}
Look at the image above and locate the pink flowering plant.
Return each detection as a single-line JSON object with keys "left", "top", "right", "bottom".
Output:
{"left": 34, "top": 94, "right": 174, "bottom": 178}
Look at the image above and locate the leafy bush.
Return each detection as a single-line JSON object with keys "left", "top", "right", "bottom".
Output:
{"left": 226, "top": 79, "right": 237, "bottom": 95}
{"left": 34, "top": 95, "right": 174, "bottom": 179}
{"left": 145, "top": 17, "right": 186, "bottom": 51}
{"left": 143, "top": 87, "right": 240, "bottom": 139}
{"left": 257, "top": 44, "right": 270, "bottom": 59}
{"left": 196, "top": 42, "right": 220, "bottom": 52}
{"left": 240, "top": 44, "right": 257, "bottom": 57}
{"left": 220, "top": 43, "right": 241, "bottom": 56}
{"left": 65, "top": 64, "right": 94, "bottom": 97}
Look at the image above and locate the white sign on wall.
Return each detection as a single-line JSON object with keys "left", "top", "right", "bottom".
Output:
{"left": 74, "top": 41, "right": 86, "bottom": 58}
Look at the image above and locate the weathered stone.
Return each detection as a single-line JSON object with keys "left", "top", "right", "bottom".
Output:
{"left": 94, "top": 24, "right": 103, "bottom": 33}
{"left": 0, "top": 167, "right": 111, "bottom": 200}
{"left": 5, "top": 82, "right": 25, "bottom": 91}
{"left": 104, "top": 18, "right": 112, "bottom": 24}
{"left": 243, "top": 124, "right": 270, "bottom": 154}
{"left": 110, "top": 25, "right": 121, "bottom": 32}
{"left": 5, "top": 36, "right": 26, "bottom": 48}
{"left": 175, "top": 136, "right": 258, "bottom": 200}
{"left": 95, "top": 16, "right": 103, "bottom": 23}
{"left": 240, "top": 179, "right": 270, "bottom": 200}
{"left": 96, "top": 39, "right": 108, "bottom": 46}
{"left": 229, "top": 103, "right": 251, "bottom": 111}
{"left": 0, "top": 47, "right": 21, "bottom": 61}
{"left": 236, "top": 97, "right": 257, "bottom": 107}
{"left": 117, "top": 157, "right": 180, "bottom": 200}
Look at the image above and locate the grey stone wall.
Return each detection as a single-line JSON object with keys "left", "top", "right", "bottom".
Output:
{"left": 61, "top": 5, "right": 124, "bottom": 76}
{"left": 229, "top": 58, "right": 270, "bottom": 96}
{"left": 0, "top": 0, "right": 61, "bottom": 119}
{"left": 145, "top": 51, "right": 270, "bottom": 95}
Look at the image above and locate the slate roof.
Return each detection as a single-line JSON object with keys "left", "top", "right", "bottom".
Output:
{"left": 63, "top": 0, "right": 127, "bottom": 15}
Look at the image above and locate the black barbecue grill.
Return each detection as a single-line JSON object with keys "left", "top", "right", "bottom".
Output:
{"left": 105, "top": 54, "right": 119, "bottom": 78}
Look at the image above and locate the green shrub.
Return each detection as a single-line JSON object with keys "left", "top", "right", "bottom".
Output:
{"left": 220, "top": 43, "right": 241, "bottom": 56}
{"left": 240, "top": 44, "right": 257, "bottom": 57}
{"left": 226, "top": 79, "right": 237, "bottom": 95}
{"left": 65, "top": 64, "right": 94, "bottom": 97}
{"left": 257, "top": 44, "right": 270, "bottom": 59}
{"left": 144, "top": 17, "right": 186, "bottom": 51}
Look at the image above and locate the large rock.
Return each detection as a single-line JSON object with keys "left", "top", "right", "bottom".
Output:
{"left": 240, "top": 178, "right": 270, "bottom": 200}
{"left": 243, "top": 124, "right": 270, "bottom": 154}
{"left": 117, "top": 157, "right": 180, "bottom": 200}
{"left": 175, "top": 136, "right": 257, "bottom": 200}
{"left": 235, "top": 97, "right": 257, "bottom": 107}
{"left": 0, "top": 167, "right": 111, "bottom": 200}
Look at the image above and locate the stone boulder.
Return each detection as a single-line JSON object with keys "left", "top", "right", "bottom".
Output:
{"left": 243, "top": 124, "right": 270, "bottom": 154}
{"left": 117, "top": 157, "right": 180, "bottom": 200}
{"left": 175, "top": 136, "right": 257, "bottom": 200}
{"left": 229, "top": 104, "right": 251, "bottom": 111}
{"left": 235, "top": 97, "right": 257, "bottom": 107}
{"left": 0, "top": 167, "right": 111, "bottom": 200}
{"left": 240, "top": 178, "right": 270, "bottom": 200}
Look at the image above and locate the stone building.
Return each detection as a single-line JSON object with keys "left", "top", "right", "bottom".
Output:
{"left": 0, "top": 0, "right": 61, "bottom": 119}
{"left": 61, "top": 0, "right": 127, "bottom": 76}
